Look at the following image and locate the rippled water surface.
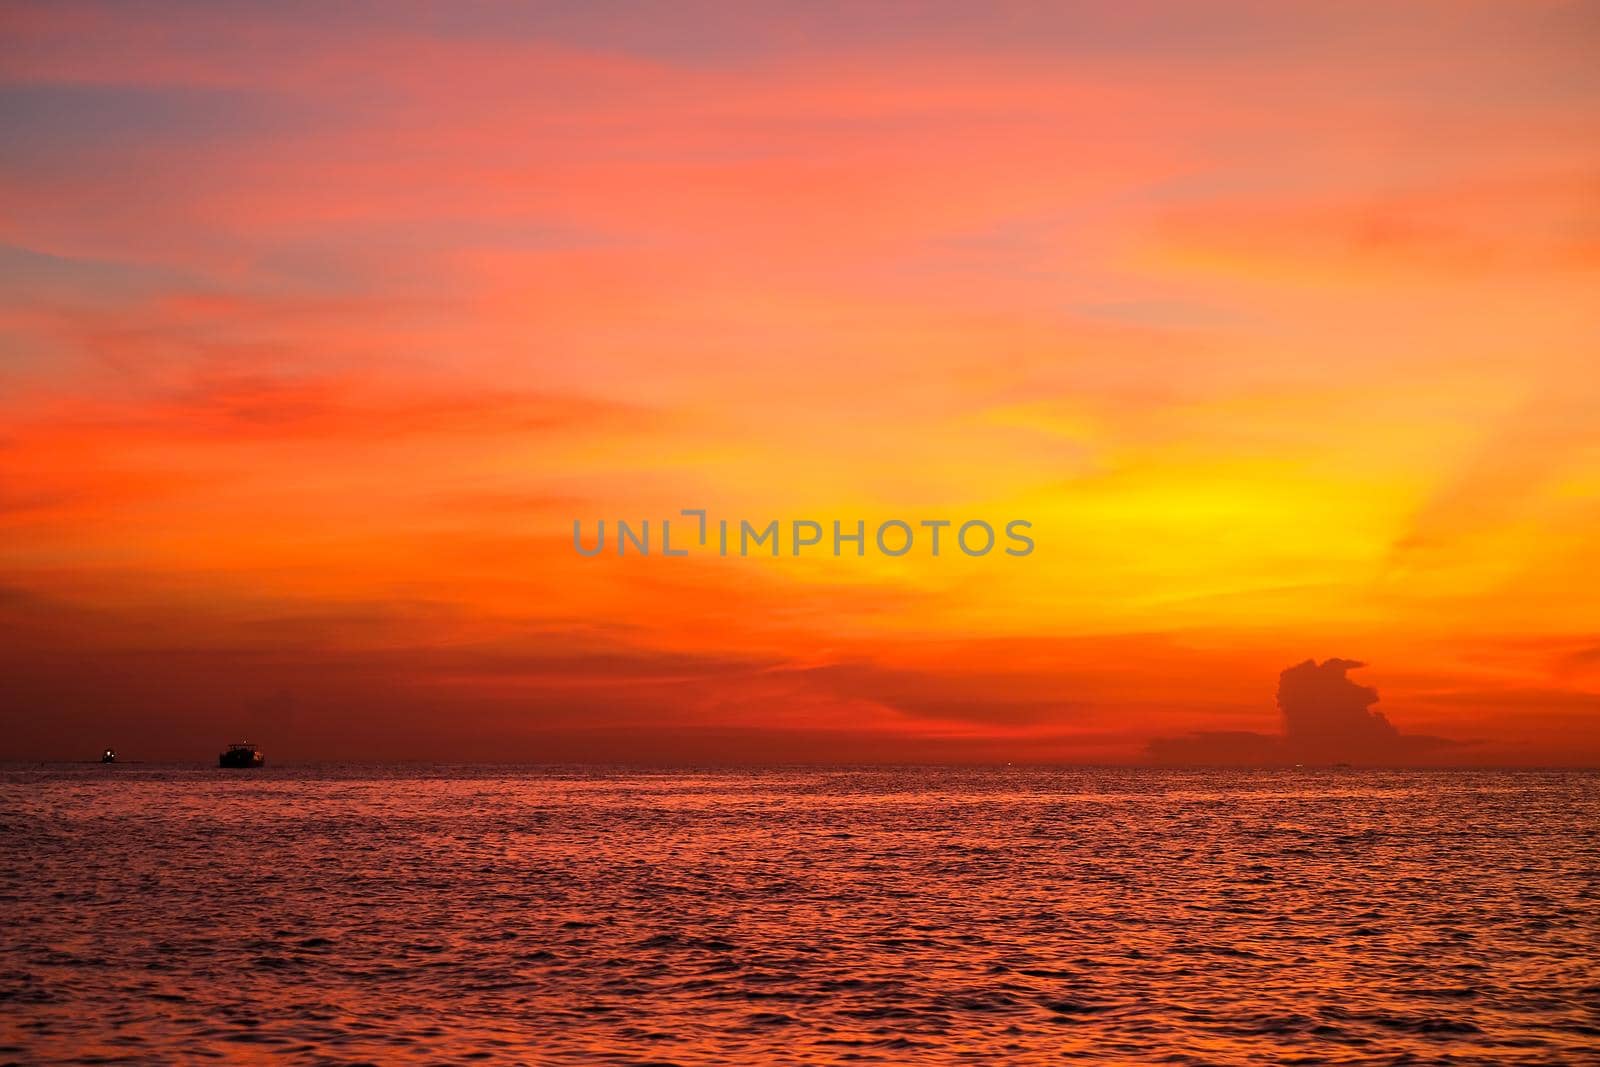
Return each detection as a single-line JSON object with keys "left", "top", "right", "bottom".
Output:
{"left": 2, "top": 766, "right": 1598, "bottom": 1064}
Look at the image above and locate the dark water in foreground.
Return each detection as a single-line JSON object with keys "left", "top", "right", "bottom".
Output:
{"left": 2, "top": 767, "right": 1597, "bottom": 1065}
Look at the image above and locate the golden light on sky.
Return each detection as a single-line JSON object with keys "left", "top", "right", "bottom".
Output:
{"left": 2, "top": 1, "right": 1597, "bottom": 762}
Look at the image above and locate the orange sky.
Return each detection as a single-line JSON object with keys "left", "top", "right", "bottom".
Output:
{"left": 2, "top": 1, "right": 1597, "bottom": 763}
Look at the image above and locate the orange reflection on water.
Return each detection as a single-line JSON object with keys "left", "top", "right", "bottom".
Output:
{"left": 2, "top": 765, "right": 1596, "bottom": 1064}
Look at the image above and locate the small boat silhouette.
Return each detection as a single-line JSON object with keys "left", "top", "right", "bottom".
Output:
{"left": 101, "top": 747, "right": 118, "bottom": 764}
{"left": 219, "top": 742, "right": 265, "bottom": 769}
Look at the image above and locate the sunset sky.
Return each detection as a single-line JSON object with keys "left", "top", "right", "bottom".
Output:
{"left": 2, "top": 1, "right": 1597, "bottom": 763}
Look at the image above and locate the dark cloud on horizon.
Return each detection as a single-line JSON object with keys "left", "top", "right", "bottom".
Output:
{"left": 1148, "top": 658, "right": 1460, "bottom": 766}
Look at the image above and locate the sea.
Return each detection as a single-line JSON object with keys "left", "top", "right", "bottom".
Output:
{"left": 2, "top": 765, "right": 1597, "bottom": 1065}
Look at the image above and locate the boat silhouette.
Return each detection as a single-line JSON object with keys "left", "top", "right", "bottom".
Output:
{"left": 219, "top": 742, "right": 265, "bottom": 769}
{"left": 100, "top": 747, "right": 118, "bottom": 764}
